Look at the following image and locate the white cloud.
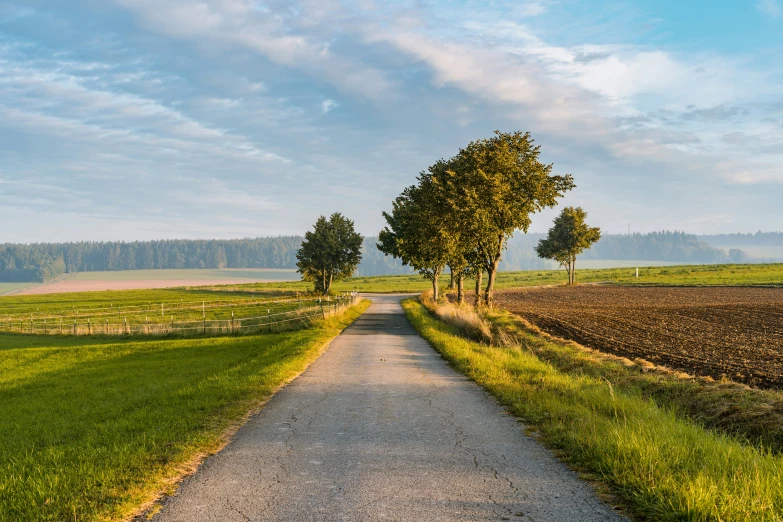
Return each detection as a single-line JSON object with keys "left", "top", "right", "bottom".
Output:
{"left": 756, "top": 0, "right": 782, "bottom": 17}
{"left": 0, "top": 56, "right": 289, "bottom": 164}
{"left": 110, "top": 0, "right": 393, "bottom": 100}
{"left": 518, "top": 1, "right": 551, "bottom": 17}
{"left": 321, "top": 99, "right": 338, "bottom": 114}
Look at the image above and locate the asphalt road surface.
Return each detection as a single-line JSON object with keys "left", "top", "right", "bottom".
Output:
{"left": 153, "top": 295, "right": 626, "bottom": 522}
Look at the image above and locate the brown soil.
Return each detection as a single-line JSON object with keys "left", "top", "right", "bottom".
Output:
{"left": 496, "top": 286, "right": 783, "bottom": 388}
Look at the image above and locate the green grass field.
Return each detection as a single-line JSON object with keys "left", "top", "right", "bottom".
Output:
{"left": 403, "top": 298, "right": 783, "bottom": 521}
{"left": 67, "top": 268, "right": 298, "bottom": 281}
{"left": 235, "top": 262, "right": 783, "bottom": 293}
{"left": 0, "top": 300, "right": 369, "bottom": 522}
{"left": 0, "top": 287, "right": 299, "bottom": 317}
{"left": 573, "top": 259, "right": 690, "bottom": 269}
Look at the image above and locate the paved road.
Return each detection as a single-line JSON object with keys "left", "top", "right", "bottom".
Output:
{"left": 154, "top": 295, "right": 626, "bottom": 522}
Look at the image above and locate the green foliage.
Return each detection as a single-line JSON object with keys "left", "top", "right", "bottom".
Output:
{"left": 402, "top": 298, "right": 783, "bottom": 521}
{"left": 296, "top": 213, "right": 363, "bottom": 294}
{"left": 0, "top": 238, "right": 305, "bottom": 278}
{"left": 380, "top": 130, "right": 574, "bottom": 306}
{"left": 536, "top": 206, "right": 601, "bottom": 284}
{"left": 446, "top": 131, "right": 574, "bottom": 305}
{"left": 378, "top": 172, "right": 454, "bottom": 301}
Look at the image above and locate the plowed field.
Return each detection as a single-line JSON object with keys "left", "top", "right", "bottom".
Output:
{"left": 496, "top": 286, "right": 783, "bottom": 388}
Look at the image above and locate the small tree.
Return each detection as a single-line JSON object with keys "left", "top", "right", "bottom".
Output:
{"left": 296, "top": 213, "right": 363, "bottom": 294}
{"left": 378, "top": 176, "right": 452, "bottom": 302}
{"left": 535, "top": 207, "right": 601, "bottom": 285}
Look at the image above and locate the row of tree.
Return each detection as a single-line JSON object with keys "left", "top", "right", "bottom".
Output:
{"left": 377, "top": 131, "right": 576, "bottom": 306}
{"left": 0, "top": 238, "right": 302, "bottom": 281}
{"left": 0, "top": 236, "right": 413, "bottom": 282}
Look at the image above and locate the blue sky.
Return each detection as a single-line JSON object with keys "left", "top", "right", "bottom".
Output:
{"left": 0, "top": 0, "right": 781, "bottom": 242}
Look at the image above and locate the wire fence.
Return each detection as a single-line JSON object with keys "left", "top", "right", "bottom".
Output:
{"left": 1, "top": 293, "right": 361, "bottom": 337}
{"left": 0, "top": 294, "right": 320, "bottom": 323}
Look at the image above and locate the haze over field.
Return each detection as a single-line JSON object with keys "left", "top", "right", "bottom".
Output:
{"left": 1, "top": 1, "right": 782, "bottom": 242}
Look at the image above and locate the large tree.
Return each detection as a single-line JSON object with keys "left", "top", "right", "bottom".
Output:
{"left": 439, "top": 131, "right": 574, "bottom": 307}
{"left": 535, "top": 206, "right": 601, "bottom": 285}
{"left": 296, "top": 213, "right": 363, "bottom": 294}
{"left": 378, "top": 174, "right": 453, "bottom": 301}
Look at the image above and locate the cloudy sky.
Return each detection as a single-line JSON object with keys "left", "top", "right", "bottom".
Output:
{"left": 1, "top": 0, "right": 781, "bottom": 242}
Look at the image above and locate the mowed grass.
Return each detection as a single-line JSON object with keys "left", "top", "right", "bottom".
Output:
{"left": 0, "top": 300, "right": 370, "bottom": 522}
{"left": 403, "top": 298, "right": 783, "bottom": 521}
{"left": 0, "top": 287, "right": 295, "bottom": 318}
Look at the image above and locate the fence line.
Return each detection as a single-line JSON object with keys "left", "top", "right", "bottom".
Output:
{"left": 1, "top": 294, "right": 361, "bottom": 337}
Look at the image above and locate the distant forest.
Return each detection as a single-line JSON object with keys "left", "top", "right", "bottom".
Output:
{"left": 0, "top": 231, "right": 761, "bottom": 283}
{"left": 697, "top": 232, "right": 783, "bottom": 246}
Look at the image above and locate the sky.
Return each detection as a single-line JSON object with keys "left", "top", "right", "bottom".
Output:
{"left": 0, "top": 0, "right": 781, "bottom": 242}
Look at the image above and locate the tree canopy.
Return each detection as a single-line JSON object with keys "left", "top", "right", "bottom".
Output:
{"left": 380, "top": 130, "right": 574, "bottom": 306}
{"left": 378, "top": 172, "right": 453, "bottom": 301}
{"left": 535, "top": 206, "right": 601, "bottom": 285}
{"left": 296, "top": 213, "right": 363, "bottom": 294}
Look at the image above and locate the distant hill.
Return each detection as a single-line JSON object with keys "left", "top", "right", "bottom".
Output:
{"left": 0, "top": 231, "right": 760, "bottom": 283}
{"left": 697, "top": 232, "right": 783, "bottom": 246}
{"left": 698, "top": 232, "right": 783, "bottom": 262}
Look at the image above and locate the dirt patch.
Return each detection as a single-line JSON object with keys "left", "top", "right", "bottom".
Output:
{"left": 15, "top": 279, "right": 284, "bottom": 295}
{"left": 496, "top": 286, "right": 783, "bottom": 389}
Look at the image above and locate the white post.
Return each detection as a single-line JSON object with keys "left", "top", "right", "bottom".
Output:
{"left": 635, "top": 267, "right": 639, "bottom": 279}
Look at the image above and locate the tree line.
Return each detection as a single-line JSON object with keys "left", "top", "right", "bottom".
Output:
{"left": 0, "top": 238, "right": 301, "bottom": 282}
{"left": 0, "top": 236, "right": 413, "bottom": 283}
{"left": 0, "top": 230, "right": 753, "bottom": 285}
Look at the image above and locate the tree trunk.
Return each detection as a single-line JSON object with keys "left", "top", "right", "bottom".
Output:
{"left": 572, "top": 256, "right": 576, "bottom": 285}
{"left": 432, "top": 272, "right": 440, "bottom": 302}
{"left": 474, "top": 270, "right": 483, "bottom": 307}
{"left": 484, "top": 257, "right": 500, "bottom": 309}
{"left": 457, "top": 273, "right": 465, "bottom": 305}
{"left": 449, "top": 269, "right": 455, "bottom": 290}
{"left": 484, "top": 234, "right": 504, "bottom": 308}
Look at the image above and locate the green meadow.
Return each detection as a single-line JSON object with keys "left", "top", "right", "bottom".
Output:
{"left": 0, "top": 300, "right": 369, "bottom": 522}
{"left": 238, "top": 262, "right": 783, "bottom": 293}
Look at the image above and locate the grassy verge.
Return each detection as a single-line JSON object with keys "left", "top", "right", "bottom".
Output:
{"left": 402, "top": 298, "right": 783, "bottom": 521}
{"left": 0, "top": 300, "right": 370, "bottom": 522}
